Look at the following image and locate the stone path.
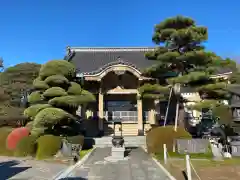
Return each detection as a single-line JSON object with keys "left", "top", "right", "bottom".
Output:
{"left": 0, "top": 156, "right": 67, "bottom": 180}
{"left": 68, "top": 147, "right": 172, "bottom": 180}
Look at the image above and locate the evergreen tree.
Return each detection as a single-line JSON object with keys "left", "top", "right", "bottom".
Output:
{"left": 24, "top": 60, "right": 95, "bottom": 136}
{"left": 139, "top": 16, "right": 237, "bottom": 127}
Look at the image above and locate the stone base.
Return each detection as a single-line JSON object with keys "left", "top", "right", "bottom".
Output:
{"left": 104, "top": 146, "right": 127, "bottom": 162}
{"left": 104, "top": 155, "right": 129, "bottom": 162}
{"left": 111, "top": 147, "right": 125, "bottom": 159}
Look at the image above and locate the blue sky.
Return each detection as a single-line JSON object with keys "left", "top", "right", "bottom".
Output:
{"left": 0, "top": 0, "right": 239, "bottom": 67}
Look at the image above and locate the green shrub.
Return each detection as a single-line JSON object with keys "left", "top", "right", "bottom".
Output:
{"left": 66, "top": 135, "right": 84, "bottom": 147}
{"left": 31, "top": 127, "right": 46, "bottom": 137}
{"left": 44, "top": 75, "right": 69, "bottom": 86}
{"left": 33, "top": 77, "right": 49, "bottom": 90}
{"left": 14, "top": 135, "right": 37, "bottom": 157}
{"left": 212, "top": 105, "right": 232, "bottom": 125}
{"left": 24, "top": 104, "right": 51, "bottom": 120}
{"left": 67, "top": 82, "right": 82, "bottom": 95}
{"left": 0, "top": 127, "right": 14, "bottom": 156}
{"left": 25, "top": 121, "right": 34, "bottom": 130}
{"left": 43, "top": 87, "right": 67, "bottom": 97}
{"left": 39, "top": 60, "right": 76, "bottom": 79}
{"left": 33, "top": 107, "right": 74, "bottom": 127}
{"left": 49, "top": 94, "right": 95, "bottom": 108}
{"left": 6, "top": 127, "right": 30, "bottom": 151}
{"left": 36, "top": 135, "right": 62, "bottom": 159}
{"left": 28, "top": 91, "right": 44, "bottom": 104}
{"left": 146, "top": 126, "right": 191, "bottom": 154}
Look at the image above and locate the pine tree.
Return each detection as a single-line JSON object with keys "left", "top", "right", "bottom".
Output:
{"left": 139, "top": 16, "right": 237, "bottom": 127}
{"left": 24, "top": 60, "right": 95, "bottom": 136}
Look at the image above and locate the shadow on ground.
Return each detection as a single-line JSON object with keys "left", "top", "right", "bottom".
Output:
{"left": 124, "top": 147, "right": 139, "bottom": 156}
{"left": 59, "top": 178, "right": 87, "bottom": 180}
{"left": 0, "top": 160, "right": 31, "bottom": 180}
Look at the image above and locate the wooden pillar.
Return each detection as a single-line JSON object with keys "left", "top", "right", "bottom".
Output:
{"left": 148, "top": 109, "right": 156, "bottom": 124}
{"left": 148, "top": 100, "right": 156, "bottom": 124}
{"left": 137, "top": 96, "right": 144, "bottom": 136}
{"left": 98, "top": 91, "right": 104, "bottom": 135}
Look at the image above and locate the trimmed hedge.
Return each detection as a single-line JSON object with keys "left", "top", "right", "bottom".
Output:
{"left": 146, "top": 126, "right": 191, "bottom": 154}
{"left": 14, "top": 135, "right": 37, "bottom": 157}
{"left": 6, "top": 127, "right": 30, "bottom": 151}
{"left": 43, "top": 87, "right": 67, "bottom": 97}
{"left": 24, "top": 104, "right": 51, "bottom": 120}
{"left": 44, "top": 75, "right": 69, "bottom": 86}
{"left": 212, "top": 105, "right": 232, "bottom": 125}
{"left": 28, "top": 91, "right": 44, "bottom": 104}
{"left": 67, "top": 82, "right": 82, "bottom": 95}
{"left": 49, "top": 94, "right": 95, "bottom": 108}
{"left": 25, "top": 121, "right": 34, "bottom": 130}
{"left": 36, "top": 135, "right": 62, "bottom": 159}
{"left": 39, "top": 60, "right": 76, "bottom": 79}
{"left": 31, "top": 127, "right": 46, "bottom": 137}
{"left": 0, "top": 127, "right": 14, "bottom": 156}
{"left": 33, "top": 77, "right": 49, "bottom": 90}
{"left": 66, "top": 135, "right": 84, "bottom": 147}
{"left": 33, "top": 107, "right": 72, "bottom": 127}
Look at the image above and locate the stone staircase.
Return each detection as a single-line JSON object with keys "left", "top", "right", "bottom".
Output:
{"left": 87, "top": 136, "right": 147, "bottom": 148}
{"left": 104, "top": 123, "right": 151, "bottom": 136}
{"left": 104, "top": 123, "right": 139, "bottom": 136}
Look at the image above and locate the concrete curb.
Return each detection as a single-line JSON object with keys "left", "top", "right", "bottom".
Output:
{"left": 151, "top": 157, "right": 177, "bottom": 180}
{"left": 141, "top": 147, "right": 176, "bottom": 180}
{"left": 51, "top": 147, "right": 96, "bottom": 180}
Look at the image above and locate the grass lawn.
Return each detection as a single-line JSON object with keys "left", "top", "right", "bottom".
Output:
{"left": 79, "top": 148, "right": 93, "bottom": 159}
{"left": 155, "top": 153, "right": 240, "bottom": 180}
{"left": 0, "top": 127, "right": 14, "bottom": 156}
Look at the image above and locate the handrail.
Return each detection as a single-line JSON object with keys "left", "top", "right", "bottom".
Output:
{"left": 100, "top": 111, "right": 148, "bottom": 121}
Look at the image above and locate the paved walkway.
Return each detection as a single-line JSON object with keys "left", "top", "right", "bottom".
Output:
{"left": 68, "top": 147, "right": 172, "bottom": 180}
{"left": 0, "top": 156, "right": 67, "bottom": 180}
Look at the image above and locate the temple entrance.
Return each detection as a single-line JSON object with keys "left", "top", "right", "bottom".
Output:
{"left": 104, "top": 94, "right": 138, "bottom": 122}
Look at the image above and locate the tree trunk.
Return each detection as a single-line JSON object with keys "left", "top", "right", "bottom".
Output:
{"left": 178, "top": 106, "right": 185, "bottom": 128}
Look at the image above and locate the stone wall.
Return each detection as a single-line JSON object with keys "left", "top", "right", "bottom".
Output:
{"left": 176, "top": 139, "right": 210, "bottom": 154}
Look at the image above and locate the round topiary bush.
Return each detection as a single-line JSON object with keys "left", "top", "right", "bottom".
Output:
{"left": 6, "top": 127, "right": 30, "bottom": 151}
{"left": 39, "top": 60, "right": 76, "bottom": 79}
{"left": 24, "top": 104, "right": 51, "bottom": 120}
{"left": 14, "top": 135, "right": 37, "bottom": 157}
{"left": 28, "top": 91, "right": 44, "bottom": 104}
{"left": 43, "top": 87, "right": 68, "bottom": 97}
{"left": 25, "top": 121, "right": 34, "bottom": 131}
{"left": 32, "top": 107, "right": 73, "bottom": 128}
{"left": 33, "top": 77, "right": 49, "bottom": 90}
{"left": 44, "top": 75, "right": 69, "bottom": 86}
{"left": 49, "top": 94, "right": 95, "bottom": 108}
{"left": 36, "top": 135, "right": 62, "bottom": 159}
{"left": 67, "top": 82, "right": 82, "bottom": 95}
{"left": 146, "top": 126, "right": 191, "bottom": 154}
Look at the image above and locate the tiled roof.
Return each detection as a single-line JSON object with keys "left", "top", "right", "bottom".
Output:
{"left": 65, "top": 47, "right": 156, "bottom": 74}
{"left": 65, "top": 47, "right": 233, "bottom": 76}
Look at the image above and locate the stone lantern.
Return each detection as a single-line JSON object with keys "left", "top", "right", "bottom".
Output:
{"left": 112, "top": 120, "right": 124, "bottom": 147}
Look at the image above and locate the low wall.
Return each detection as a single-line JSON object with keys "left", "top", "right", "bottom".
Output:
{"left": 176, "top": 139, "right": 210, "bottom": 154}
